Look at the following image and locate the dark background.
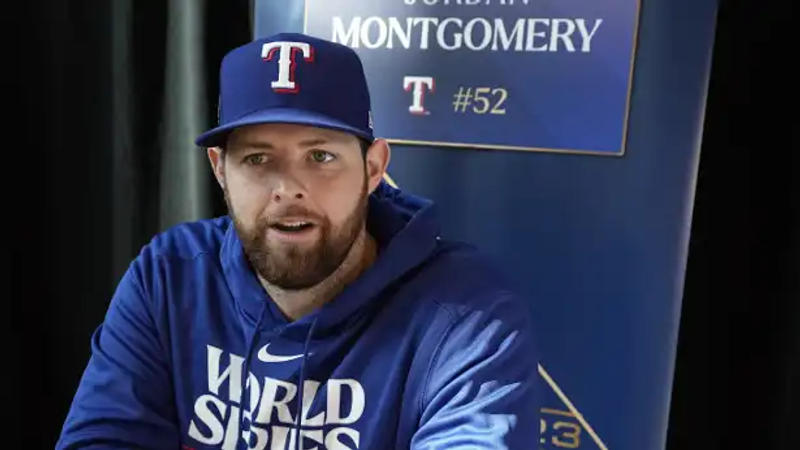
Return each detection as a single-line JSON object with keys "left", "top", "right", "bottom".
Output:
{"left": 665, "top": 1, "right": 797, "bottom": 448}
{"left": 7, "top": 0, "right": 797, "bottom": 448}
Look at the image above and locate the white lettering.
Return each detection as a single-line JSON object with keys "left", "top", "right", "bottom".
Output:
{"left": 387, "top": 17, "right": 414, "bottom": 49}
{"left": 576, "top": 18, "right": 603, "bottom": 52}
{"left": 188, "top": 394, "right": 227, "bottom": 445}
{"left": 206, "top": 345, "right": 244, "bottom": 403}
{"left": 327, "top": 17, "right": 600, "bottom": 53}
{"left": 464, "top": 18, "right": 492, "bottom": 50}
{"left": 413, "top": 17, "right": 439, "bottom": 49}
{"left": 492, "top": 18, "right": 525, "bottom": 51}
{"left": 332, "top": 17, "right": 361, "bottom": 47}
{"left": 255, "top": 377, "right": 297, "bottom": 424}
{"left": 246, "top": 372, "right": 262, "bottom": 415}
{"left": 360, "top": 16, "right": 388, "bottom": 49}
{"left": 300, "top": 380, "right": 326, "bottom": 426}
{"left": 550, "top": 18, "right": 576, "bottom": 52}
{"left": 244, "top": 423, "right": 268, "bottom": 450}
{"left": 270, "top": 426, "right": 295, "bottom": 450}
{"left": 300, "top": 429, "right": 324, "bottom": 450}
{"left": 240, "top": 372, "right": 262, "bottom": 449}
{"left": 194, "top": 348, "right": 370, "bottom": 450}
{"left": 526, "top": 18, "right": 549, "bottom": 51}
{"left": 324, "top": 427, "right": 360, "bottom": 450}
{"left": 436, "top": 18, "right": 463, "bottom": 50}
{"left": 326, "top": 379, "right": 365, "bottom": 425}
{"left": 222, "top": 405, "right": 240, "bottom": 450}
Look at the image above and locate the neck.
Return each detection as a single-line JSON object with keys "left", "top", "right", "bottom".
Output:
{"left": 259, "top": 229, "right": 378, "bottom": 322}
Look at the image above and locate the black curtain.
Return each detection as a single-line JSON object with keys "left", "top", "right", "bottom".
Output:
{"left": 666, "top": 0, "right": 798, "bottom": 448}
{"left": 9, "top": 0, "right": 798, "bottom": 448}
{"left": 11, "top": 1, "right": 250, "bottom": 446}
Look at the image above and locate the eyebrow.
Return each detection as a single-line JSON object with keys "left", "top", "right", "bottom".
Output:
{"left": 298, "top": 138, "right": 329, "bottom": 147}
{"left": 232, "top": 141, "right": 274, "bottom": 150}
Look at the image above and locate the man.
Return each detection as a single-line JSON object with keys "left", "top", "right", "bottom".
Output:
{"left": 58, "top": 33, "right": 540, "bottom": 449}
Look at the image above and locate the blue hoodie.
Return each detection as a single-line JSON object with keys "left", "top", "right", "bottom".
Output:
{"left": 57, "top": 182, "right": 540, "bottom": 449}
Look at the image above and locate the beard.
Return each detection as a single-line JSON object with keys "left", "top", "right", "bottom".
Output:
{"left": 227, "top": 178, "right": 368, "bottom": 290}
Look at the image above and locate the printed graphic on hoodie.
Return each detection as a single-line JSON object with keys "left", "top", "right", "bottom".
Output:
{"left": 188, "top": 344, "right": 364, "bottom": 450}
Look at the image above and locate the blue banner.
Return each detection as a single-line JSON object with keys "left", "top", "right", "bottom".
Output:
{"left": 303, "top": 0, "right": 639, "bottom": 155}
{"left": 256, "top": 0, "right": 718, "bottom": 448}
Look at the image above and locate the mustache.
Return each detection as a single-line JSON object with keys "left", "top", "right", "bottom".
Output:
{"left": 264, "top": 205, "right": 323, "bottom": 225}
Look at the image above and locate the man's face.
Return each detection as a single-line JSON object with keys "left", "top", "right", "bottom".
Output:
{"left": 211, "top": 123, "right": 379, "bottom": 290}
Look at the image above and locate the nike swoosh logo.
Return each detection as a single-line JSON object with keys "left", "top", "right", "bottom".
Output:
{"left": 257, "top": 343, "right": 308, "bottom": 363}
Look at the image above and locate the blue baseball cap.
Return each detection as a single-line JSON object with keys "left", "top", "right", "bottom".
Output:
{"left": 195, "top": 32, "right": 374, "bottom": 148}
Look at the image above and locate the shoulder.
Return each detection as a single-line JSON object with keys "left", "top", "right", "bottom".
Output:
{"left": 145, "top": 216, "right": 231, "bottom": 261}
{"left": 124, "top": 216, "right": 231, "bottom": 289}
{"left": 410, "top": 239, "right": 529, "bottom": 320}
{"left": 410, "top": 242, "right": 540, "bottom": 426}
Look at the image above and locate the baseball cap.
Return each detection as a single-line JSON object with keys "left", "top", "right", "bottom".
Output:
{"left": 195, "top": 32, "right": 374, "bottom": 148}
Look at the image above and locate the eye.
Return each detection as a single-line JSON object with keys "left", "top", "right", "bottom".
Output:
{"left": 310, "top": 150, "right": 335, "bottom": 163}
{"left": 243, "top": 153, "right": 267, "bottom": 166}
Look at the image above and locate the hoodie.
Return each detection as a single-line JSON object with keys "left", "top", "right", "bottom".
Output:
{"left": 57, "top": 182, "right": 540, "bottom": 449}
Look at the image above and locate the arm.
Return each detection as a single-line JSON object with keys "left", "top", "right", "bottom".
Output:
{"left": 57, "top": 258, "right": 179, "bottom": 449}
{"left": 411, "top": 294, "right": 541, "bottom": 449}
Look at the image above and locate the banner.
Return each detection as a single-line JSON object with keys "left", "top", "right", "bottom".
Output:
{"left": 304, "top": 0, "right": 638, "bottom": 155}
{"left": 256, "top": 0, "right": 718, "bottom": 448}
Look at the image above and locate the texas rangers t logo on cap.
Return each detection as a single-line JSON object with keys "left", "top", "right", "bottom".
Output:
{"left": 195, "top": 33, "right": 375, "bottom": 148}
{"left": 261, "top": 41, "right": 315, "bottom": 93}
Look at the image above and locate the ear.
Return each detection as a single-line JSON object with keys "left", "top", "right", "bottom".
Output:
{"left": 365, "top": 139, "right": 391, "bottom": 194}
{"left": 207, "top": 147, "right": 226, "bottom": 189}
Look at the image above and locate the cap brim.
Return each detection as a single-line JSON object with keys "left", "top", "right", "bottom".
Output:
{"left": 195, "top": 107, "right": 374, "bottom": 147}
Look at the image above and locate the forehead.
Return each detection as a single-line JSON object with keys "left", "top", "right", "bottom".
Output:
{"left": 226, "top": 123, "right": 359, "bottom": 149}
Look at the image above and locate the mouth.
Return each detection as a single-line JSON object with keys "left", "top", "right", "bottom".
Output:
{"left": 268, "top": 218, "right": 318, "bottom": 240}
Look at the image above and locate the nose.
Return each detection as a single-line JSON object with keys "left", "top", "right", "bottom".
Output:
{"left": 271, "top": 171, "right": 306, "bottom": 203}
